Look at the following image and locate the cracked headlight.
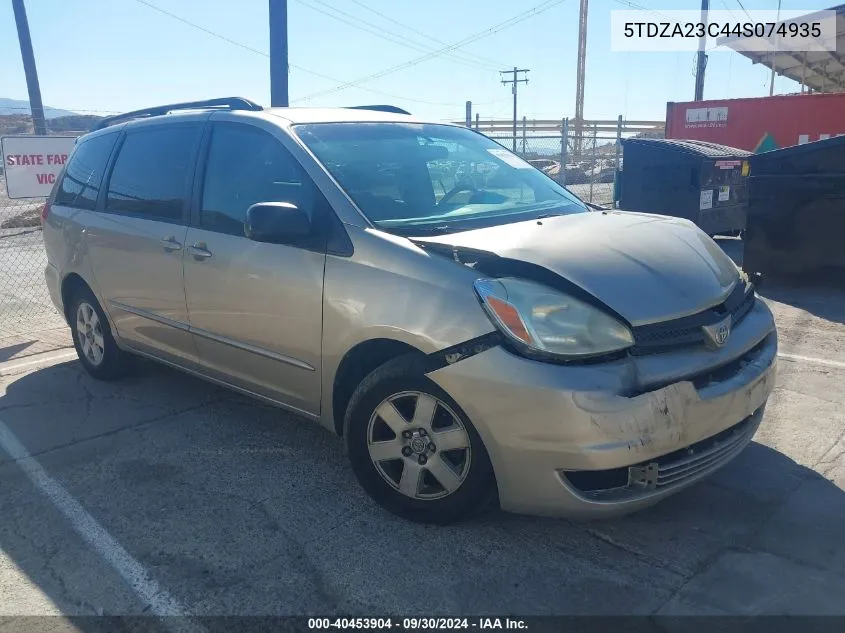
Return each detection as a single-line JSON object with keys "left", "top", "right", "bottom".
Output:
{"left": 474, "top": 277, "right": 634, "bottom": 359}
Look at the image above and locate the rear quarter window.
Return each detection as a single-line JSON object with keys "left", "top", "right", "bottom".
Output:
{"left": 53, "top": 134, "right": 117, "bottom": 210}
{"left": 105, "top": 125, "right": 200, "bottom": 223}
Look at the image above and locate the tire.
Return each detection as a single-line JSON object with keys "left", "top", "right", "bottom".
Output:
{"left": 344, "top": 355, "right": 497, "bottom": 524}
{"left": 69, "top": 287, "right": 132, "bottom": 380}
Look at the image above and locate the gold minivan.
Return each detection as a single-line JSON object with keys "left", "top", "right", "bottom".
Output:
{"left": 43, "top": 98, "right": 777, "bottom": 524}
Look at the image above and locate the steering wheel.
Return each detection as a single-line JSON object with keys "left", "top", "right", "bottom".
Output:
{"left": 438, "top": 183, "right": 479, "bottom": 206}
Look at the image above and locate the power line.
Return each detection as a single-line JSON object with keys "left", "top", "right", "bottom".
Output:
{"left": 295, "top": 0, "right": 570, "bottom": 102}
{"left": 133, "top": 0, "right": 269, "bottom": 57}
{"left": 611, "top": 0, "right": 673, "bottom": 20}
{"left": 347, "top": 0, "right": 506, "bottom": 69}
{"left": 734, "top": 0, "right": 753, "bottom": 20}
{"left": 289, "top": 66, "right": 474, "bottom": 106}
{"left": 718, "top": 0, "right": 739, "bottom": 20}
{"left": 294, "top": 0, "right": 500, "bottom": 71}
{"left": 128, "top": 0, "right": 470, "bottom": 107}
{"left": 292, "top": 66, "right": 510, "bottom": 107}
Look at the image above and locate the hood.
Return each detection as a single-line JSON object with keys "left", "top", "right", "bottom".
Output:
{"left": 413, "top": 211, "right": 740, "bottom": 326}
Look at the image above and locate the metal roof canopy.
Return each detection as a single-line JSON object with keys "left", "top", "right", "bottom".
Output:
{"left": 720, "top": 4, "right": 845, "bottom": 94}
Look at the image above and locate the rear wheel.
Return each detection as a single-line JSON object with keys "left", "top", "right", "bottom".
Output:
{"left": 344, "top": 356, "right": 497, "bottom": 524}
{"left": 69, "top": 288, "right": 131, "bottom": 380}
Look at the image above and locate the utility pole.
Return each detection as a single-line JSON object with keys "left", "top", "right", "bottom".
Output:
{"left": 694, "top": 0, "right": 709, "bottom": 101}
{"left": 500, "top": 67, "right": 529, "bottom": 152}
{"left": 12, "top": 0, "right": 46, "bottom": 136}
{"left": 769, "top": 0, "right": 782, "bottom": 96}
{"left": 574, "top": 0, "right": 588, "bottom": 157}
{"left": 269, "top": 0, "right": 289, "bottom": 107}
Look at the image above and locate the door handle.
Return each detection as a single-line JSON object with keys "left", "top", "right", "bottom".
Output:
{"left": 159, "top": 236, "right": 182, "bottom": 252}
{"left": 187, "top": 243, "right": 213, "bottom": 261}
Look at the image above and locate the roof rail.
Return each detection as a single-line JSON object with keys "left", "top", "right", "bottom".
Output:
{"left": 93, "top": 97, "right": 263, "bottom": 131}
{"left": 346, "top": 105, "right": 411, "bottom": 115}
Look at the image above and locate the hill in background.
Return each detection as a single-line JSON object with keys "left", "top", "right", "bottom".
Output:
{"left": 0, "top": 98, "right": 79, "bottom": 118}
{"left": 0, "top": 113, "right": 103, "bottom": 136}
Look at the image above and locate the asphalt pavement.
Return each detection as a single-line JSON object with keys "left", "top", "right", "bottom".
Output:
{"left": 0, "top": 238, "right": 844, "bottom": 620}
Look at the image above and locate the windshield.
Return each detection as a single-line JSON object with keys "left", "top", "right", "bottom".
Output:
{"left": 294, "top": 122, "right": 588, "bottom": 236}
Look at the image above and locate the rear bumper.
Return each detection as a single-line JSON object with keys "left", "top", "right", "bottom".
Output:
{"left": 427, "top": 299, "right": 777, "bottom": 518}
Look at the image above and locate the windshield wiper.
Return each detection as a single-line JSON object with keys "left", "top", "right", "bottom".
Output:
{"left": 388, "top": 223, "right": 455, "bottom": 237}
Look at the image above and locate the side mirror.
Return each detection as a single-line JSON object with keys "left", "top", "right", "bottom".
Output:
{"left": 245, "top": 202, "right": 311, "bottom": 243}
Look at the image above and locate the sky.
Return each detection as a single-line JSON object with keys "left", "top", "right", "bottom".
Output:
{"left": 0, "top": 0, "right": 831, "bottom": 124}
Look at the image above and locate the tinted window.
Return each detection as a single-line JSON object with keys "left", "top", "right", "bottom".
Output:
{"left": 201, "top": 124, "right": 314, "bottom": 236}
{"left": 106, "top": 125, "right": 199, "bottom": 222}
{"left": 295, "top": 123, "right": 586, "bottom": 236}
{"left": 54, "top": 134, "right": 116, "bottom": 210}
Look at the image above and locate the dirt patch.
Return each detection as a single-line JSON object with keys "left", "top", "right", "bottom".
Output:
{"left": 1, "top": 206, "right": 42, "bottom": 229}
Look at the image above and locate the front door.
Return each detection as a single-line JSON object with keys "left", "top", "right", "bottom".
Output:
{"left": 85, "top": 122, "right": 202, "bottom": 365}
{"left": 183, "top": 121, "right": 326, "bottom": 416}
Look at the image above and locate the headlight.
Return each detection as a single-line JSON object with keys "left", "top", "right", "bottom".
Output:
{"left": 474, "top": 277, "right": 634, "bottom": 359}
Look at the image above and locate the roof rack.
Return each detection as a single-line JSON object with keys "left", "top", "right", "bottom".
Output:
{"left": 93, "top": 97, "right": 263, "bottom": 131}
{"left": 346, "top": 105, "right": 411, "bottom": 115}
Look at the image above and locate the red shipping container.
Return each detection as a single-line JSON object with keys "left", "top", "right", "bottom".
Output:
{"left": 665, "top": 93, "right": 845, "bottom": 152}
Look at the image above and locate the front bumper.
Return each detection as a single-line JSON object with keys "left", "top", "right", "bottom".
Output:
{"left": 427, "top": 298, "right": 777, "bottom": 518}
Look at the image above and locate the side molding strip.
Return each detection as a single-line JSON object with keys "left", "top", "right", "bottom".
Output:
{"left": 108, "top": 300, "right": 315, "bottom": 372}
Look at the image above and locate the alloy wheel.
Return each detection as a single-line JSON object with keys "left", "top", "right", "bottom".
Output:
{"left": 76, "top": 301, "right": 105, "bottom": 367}
{"left": 366, "top": 390, "right": 472, "bottom": 500}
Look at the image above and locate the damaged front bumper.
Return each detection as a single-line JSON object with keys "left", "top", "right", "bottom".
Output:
{"left": 427, "top": 298, "right": 777, "bottom": 518}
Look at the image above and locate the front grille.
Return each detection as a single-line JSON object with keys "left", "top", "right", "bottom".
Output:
{"left": 630, "top": 284, "right": 756, "bottom": 355}
{"left": 631, "top": 333, "right": 771, "bottom": 397}
{"left": 561, "top": 411, "right": 761, "bottom": 501}
{"left": 689, "top": 336, "right": 768, "bottom": 391}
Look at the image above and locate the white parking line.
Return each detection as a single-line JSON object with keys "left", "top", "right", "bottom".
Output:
{"left": 778, "top": 352, "right": 845, "bottom": 371}
{"left": 0, "top": 418, "right": 200, "bottom": 626}
{"left": 0, "top": 350, "right": 77, "bottom": 376}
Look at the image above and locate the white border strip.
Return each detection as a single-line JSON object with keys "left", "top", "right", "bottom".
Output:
{"left": 0, "top": 350, "right": 77, "bottom": 376}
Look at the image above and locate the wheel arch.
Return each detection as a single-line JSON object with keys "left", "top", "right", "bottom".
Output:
{"left": 331, "top": 338, "right": 427, "bottom": 436}
{"left": 60, "top": 272, "right": 94, "bottom": 322}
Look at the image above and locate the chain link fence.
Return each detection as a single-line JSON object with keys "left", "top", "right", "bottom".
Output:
{"left": 0, "top": 180, "right": 64, "bottom": 338}
{"left": 0, "top": 141, "right": 73, "bottom": 339}
{"left": 469, "top": 116, "right": 665, "bottom": 207}
{"left": 483, "top": 130, "right": 620, "bottom": 207}
{"left": 0, "top": 118, "right": 99, "bottom": 340}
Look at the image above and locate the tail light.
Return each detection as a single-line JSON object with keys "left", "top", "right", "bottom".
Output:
{"left": 40, "top": 200, "right": 52, "bottom": 225}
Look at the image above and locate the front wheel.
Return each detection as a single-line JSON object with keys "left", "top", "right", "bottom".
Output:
{"left": 344, "top": 357, "right": 497, "bottom": 524}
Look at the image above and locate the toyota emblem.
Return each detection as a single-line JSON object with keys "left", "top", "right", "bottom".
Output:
{"left": 702, "top": 316, "right": 732, "bottom": 349}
